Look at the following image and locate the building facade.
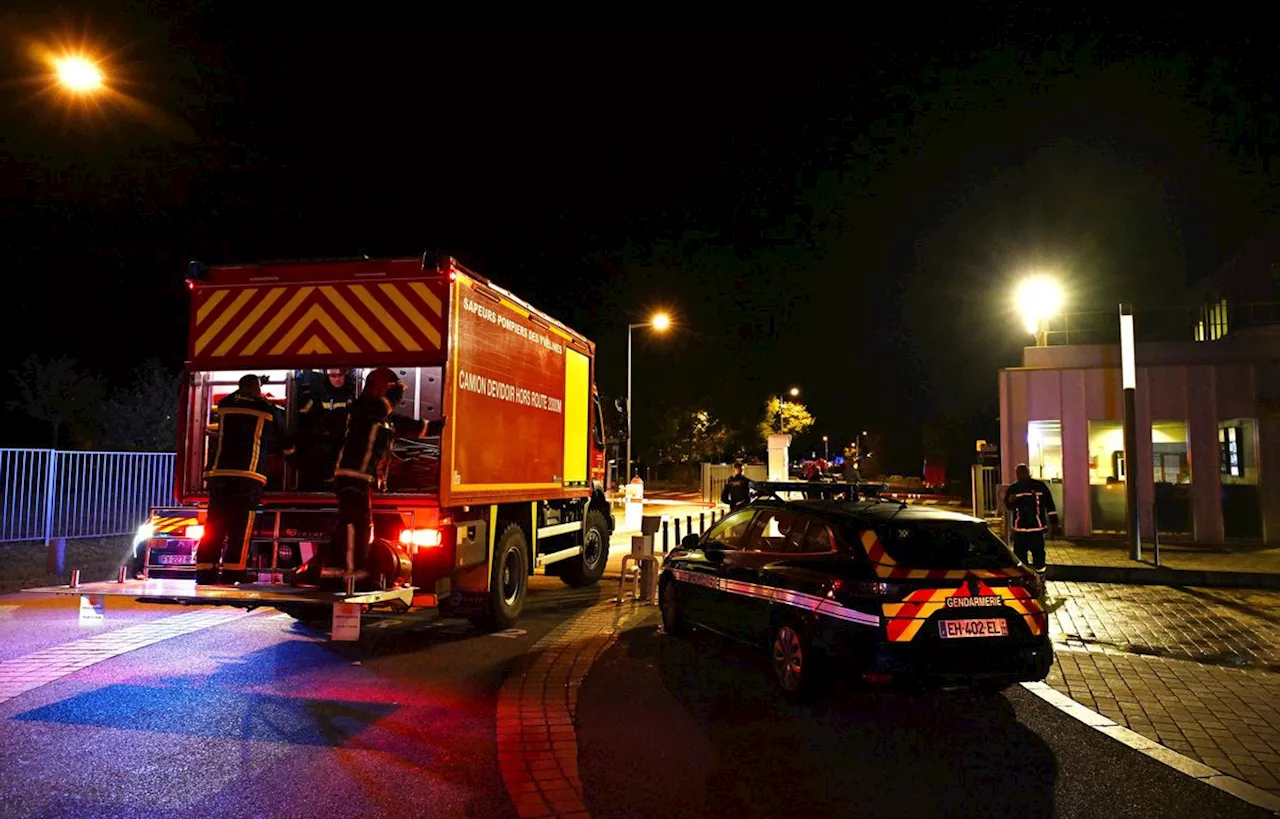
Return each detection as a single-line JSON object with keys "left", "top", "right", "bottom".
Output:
{"left": 998, "top": 335, "right": 1280, "bottom": 544}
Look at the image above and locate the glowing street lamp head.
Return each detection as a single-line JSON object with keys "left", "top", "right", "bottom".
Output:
{"left": 650, "top": 312, "right": 671, "bottom": 332}
{"left": 54, "top": 55, "right": 104, "bottom": 93}
{"left": 788, "top": 387, "right": 799, "bottom": 397}
{"left": 1015, "top": 275, "right": 1064, "bottom": 335}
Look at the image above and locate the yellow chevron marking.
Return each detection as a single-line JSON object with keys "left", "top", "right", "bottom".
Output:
{"left": 195, "top": 289, "right": 254, "bottom": 355}
{"left": 298, "top": 335, "right": 332, "bottom": 355}
{"left": 349, "top": 285, "right": 420, "bottom": 351}
{"left": 270, "top": 304, "right": 359, "bottom": 355}
{"left": 320, "top": 286, "right": 390, "bottom": 352}
{"left": 409, "top": 281, "right": 443, "bottom": 317}
{"left": 213, "top": 287, "right": 287, "bottom": 357}
{"left": 380, "top": 283, "right": 440, "bottom": 348}
{"left": 242, "top": 287, "right": 314, "bottom": 355}
{"left": 196, "top": 289, "right": 229, "bottom": 325}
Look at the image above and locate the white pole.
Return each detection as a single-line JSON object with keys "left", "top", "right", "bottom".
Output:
{"left": 626, "top": 324, "right": 633, "bottom": 483}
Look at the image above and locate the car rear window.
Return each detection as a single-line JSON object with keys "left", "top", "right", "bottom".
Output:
{"left": 867, "top": 521, "right": 1017, "bottom": 569}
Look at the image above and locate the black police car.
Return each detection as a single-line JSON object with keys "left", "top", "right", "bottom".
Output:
{"left": 658, "top": 482, "right": 1053, "bottom": 699}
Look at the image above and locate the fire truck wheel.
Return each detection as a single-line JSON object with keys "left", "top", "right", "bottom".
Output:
{"left": 560, "top": 510, "right": 610, "bottom": 587}
{"left": 472, "top": 523, "right": 528, "bottom": 630}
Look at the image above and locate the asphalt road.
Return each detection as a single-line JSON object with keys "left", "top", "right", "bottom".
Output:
{"left": 0, "top": 578, "right": 606, "bottom": 819}
{"left": 577, "top": 619, "right": 1275, "bottom": 819}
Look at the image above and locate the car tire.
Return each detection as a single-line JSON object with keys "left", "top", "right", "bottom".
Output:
{"left": 560, "top": 510, "right": 610, "bottom": 588}
{"left": 659, "top": 577, "right": 687, "bottom": 636}
{"left": 769, "top": 618, "right": 822, "bottom": 702}
{"left": 471, "top": 523, "right": 528, "bottom": 631}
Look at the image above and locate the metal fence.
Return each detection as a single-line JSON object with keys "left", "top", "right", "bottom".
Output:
{"left": 0, "top": 449, "right": 176, "bottom": 544}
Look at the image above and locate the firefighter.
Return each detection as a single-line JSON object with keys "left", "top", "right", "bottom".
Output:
{"left": 1004, "top": 463, "right": 1059, "bottom": 573}
{"left": 291, "top": 367, "right": 427, "bottom": 588}
{"left": 721, "top": 461, "right": 751, "bottom": 510}
{"left": 297, "top": 368, "right": 356, "bottom": 490}
{"left": 196, "top": 374, "right": 294, "bottom": 585}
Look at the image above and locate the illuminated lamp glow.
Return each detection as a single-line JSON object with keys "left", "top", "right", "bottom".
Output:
{"left": 399, "top": 528, "right": 442, "bottom": 548}
{"left": 55, "top": 56, "right": 103, "bottom": 93}
{"left": 1015, "top": 276, "right": 1065, "bottom": 334}
{"left": 185, "top": 524, "right": 205, "bottom": 540}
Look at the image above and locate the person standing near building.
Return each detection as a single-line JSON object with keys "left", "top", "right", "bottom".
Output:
{"left": 1004, "top": 463, "right": 1058, "bottom": 573}
{"left": 196, "top": 374, "right": 294, "bottom": 585}
{"left": 721, "top": 461, "right": 752, "bottom": 510}
{"left": 292, "top": 368, "right": 428, "bottom": 588}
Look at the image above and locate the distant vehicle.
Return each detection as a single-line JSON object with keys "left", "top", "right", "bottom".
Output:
{"left": 658, "top": 481, "right": 1052, "bottom": 700}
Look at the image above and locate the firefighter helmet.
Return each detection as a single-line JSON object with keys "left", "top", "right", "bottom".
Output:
{"left": 363, "top": 367, "right": 405, "bottom": 404}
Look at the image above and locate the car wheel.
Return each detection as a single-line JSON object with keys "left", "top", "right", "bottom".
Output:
{"left": 560, "top": 510, "right": 610, "bottom": 587}
{"left": 470, "top": 523, "right": 528, "bottom": 630}
{"left": 659, "top": 577, "right": 687, "bottom": 636}
{"left": 769, "top": 619, "right": 821, "bottom": 701}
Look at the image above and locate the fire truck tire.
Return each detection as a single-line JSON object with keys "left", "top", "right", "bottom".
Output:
{"left": 471, "top": 523, "right": 528, "bottom": 630}
{"left": 559, "top": 510, "right": 610, "bottom": 587}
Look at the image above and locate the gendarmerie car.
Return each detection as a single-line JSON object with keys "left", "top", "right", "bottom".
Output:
{"left": 658, "top": 482, "right": 1052, "bottom": 700}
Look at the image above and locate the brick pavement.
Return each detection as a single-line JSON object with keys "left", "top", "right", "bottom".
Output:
{"left": 1044, "top": 581, "right": 1280, "bottom": 799}
{"left": 495, "top": 598, "right": 649, "bottom": 819}
{"left": 1047, "top": 539, "right": 1280, "bottom": 575}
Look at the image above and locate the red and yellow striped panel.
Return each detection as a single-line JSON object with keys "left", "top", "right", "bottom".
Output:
{"left": 190, "top": 280, "right": 448, "bottom": 365}
{"left": 151, "top": 515, "right": 198, "bottom": 534}
{"left": 858, "top": 530, "right": 1023, "bottom": 580}
{"left": 881, "top": 575, "right": 1046, "bottom": 642}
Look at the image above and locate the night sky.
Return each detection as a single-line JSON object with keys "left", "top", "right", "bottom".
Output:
{"left": 2, "top": 8, "right": 1278, "bottom": 475}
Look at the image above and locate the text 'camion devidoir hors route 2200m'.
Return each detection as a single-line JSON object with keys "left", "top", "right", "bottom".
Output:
{"left": 28, "top": 254, "right": 615, "bottom": 639}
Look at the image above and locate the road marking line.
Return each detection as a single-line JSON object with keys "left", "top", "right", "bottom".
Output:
{"left": 1020, "top": 681, "right": 1280, "bottom": 814}
{"left": 0, "top": 608, "right": 257, "bottom": 705}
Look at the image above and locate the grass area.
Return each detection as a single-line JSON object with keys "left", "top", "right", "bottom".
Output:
{"left": 0, "top": 536, "right": 132, "bottom": 594}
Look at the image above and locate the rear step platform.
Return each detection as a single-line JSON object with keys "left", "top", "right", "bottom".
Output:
{"left": 23, "top": 578, "right": 418, "bottom": 609}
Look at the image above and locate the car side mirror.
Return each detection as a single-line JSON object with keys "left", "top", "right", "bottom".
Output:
{"left": 680, "top": 533, "right": 701, "bottom": 550}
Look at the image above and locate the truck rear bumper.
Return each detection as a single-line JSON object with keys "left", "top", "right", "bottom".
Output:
{"left": 23, "top": 578, "right": 420, "bottom": 609}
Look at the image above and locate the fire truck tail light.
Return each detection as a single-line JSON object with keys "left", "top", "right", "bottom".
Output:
{"left": 185, "top": 524, "right": 205, "bottom": 540}
{"left": 399, "top": 528, "right": 442, "bottom": 549}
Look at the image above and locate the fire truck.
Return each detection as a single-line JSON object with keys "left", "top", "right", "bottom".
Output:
{"left": 33, "top": 254, "right": 614, "bottom": 632}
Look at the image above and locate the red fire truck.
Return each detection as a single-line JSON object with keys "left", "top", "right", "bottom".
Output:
{"left": 39, "top": 254, "right": 614, "bottom": 631}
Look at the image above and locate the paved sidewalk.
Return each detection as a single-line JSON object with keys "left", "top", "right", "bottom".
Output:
{"left": 1048, "top": 539, "right": 1280, "bottom": 574}
{"left": 1044, "top": 581, "right": 1280, "bottom": 798}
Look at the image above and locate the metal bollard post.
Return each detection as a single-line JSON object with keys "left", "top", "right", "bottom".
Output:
{"left": 674, "top": 518, "right": 681, "bottom": 544}
{"left": 70, "top": 569, "right": 80, "bottom": 588}
{"left": 699, "top": 512, "right": 706, "bottom": 533}
{"left": 117, "top": 566, "right": 127, "bottom": 583}
{"left": 1152, "top": 504, "right": 1161, "bottom": 568}
{"left": 686, "top": 515, "right": 692, "bottom": 536}
{"left": 662, "top": 519, "right": 669, "bottom": 554}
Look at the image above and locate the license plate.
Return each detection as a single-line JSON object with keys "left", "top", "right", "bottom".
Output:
{"left": 157, "top": 554, "right": 194, "bottom": 565}
{"left": 938, "top": 618, "right": 1008, "bottom": 639}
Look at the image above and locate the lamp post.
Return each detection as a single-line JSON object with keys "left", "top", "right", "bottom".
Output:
{"left": 625, "top": 311, "right": 671, "bottom": 484}
{"left": 822, "top": 435, "right": 828, "bottom": 460}
{"left": 774, "top": 386, "right": 800, "bottom": 433}
{"left": 1015, "top": 275, "right": 1065, "bottom": 347}
{"left": 1120, "top": 303, "right": 1140, "bottom": 560}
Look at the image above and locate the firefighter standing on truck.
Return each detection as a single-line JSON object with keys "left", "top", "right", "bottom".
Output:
{"left": 297, "top": 368, "right": 356, "bottom": 490}
{"left": 196, "top": 374, "right": 294, "bottom": 585}
{"left": 1004, "top": 463, "right": 1058, "bottom": 574}
{"left": 292, "top": 368, "right": 427, "bottom": 588}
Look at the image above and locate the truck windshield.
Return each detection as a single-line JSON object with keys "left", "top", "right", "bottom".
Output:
{"left": 186, "top": 367, "right": 443, "bottom": 496}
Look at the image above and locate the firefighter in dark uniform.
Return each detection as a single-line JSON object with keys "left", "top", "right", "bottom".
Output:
{"left": 196, "top": 374, "right": 294, "bottom": 585}
{"left": 721, "top": 461, "right": 752, "bottom": 510}
{"left": 1004, "top": 463, "right": 1059, "bottom": 573}
{"left": 297, "top": 368, "right": 356, "bottom": 490}
{"left": 291, "top": 368, "right": 427, "bottom": 588}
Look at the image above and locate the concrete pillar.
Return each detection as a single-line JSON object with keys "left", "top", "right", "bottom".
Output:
{"left": 1061, "top": 370, "right": 1091, "bottom": 537}
{"left": 767, "top": 434, "right": 792, "bottom": 482}
{"left": 1188, "top": 365, "right": 1225, "bottom": 543}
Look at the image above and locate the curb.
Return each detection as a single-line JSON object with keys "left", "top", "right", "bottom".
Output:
{"left": 1021, "top": 681, "right": 1280, "bottom": 815}
{"left": 1047, "top": 564, "right": 1280, "bottom": 590}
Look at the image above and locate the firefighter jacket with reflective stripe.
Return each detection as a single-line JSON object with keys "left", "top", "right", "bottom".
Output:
{"left": 204, "top": 391, "right": 295, "bottom": 484}
{"left": 1005, "top": 478, "right": 1058, "bottom": 533}
{"left": 300, "top": 381, "right": 356, "bottom": 443}
{"left": 334, "top": 394, "right": 427, "bottom": 488}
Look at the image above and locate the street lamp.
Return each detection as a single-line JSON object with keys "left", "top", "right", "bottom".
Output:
{"left": 1015, "top": 275, "right": 1064, "bottom": 347}
{"left": 774, "top": 386, "right": 800, "bottom": 433}
{"left": 822, "top": 435, "right": 828, "bottom": 460}
{"left": 53, "top": 55, "right": 105, "bottom": 94}
{"left": 625, "top": 311, "right": 672, "bottom": 484}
